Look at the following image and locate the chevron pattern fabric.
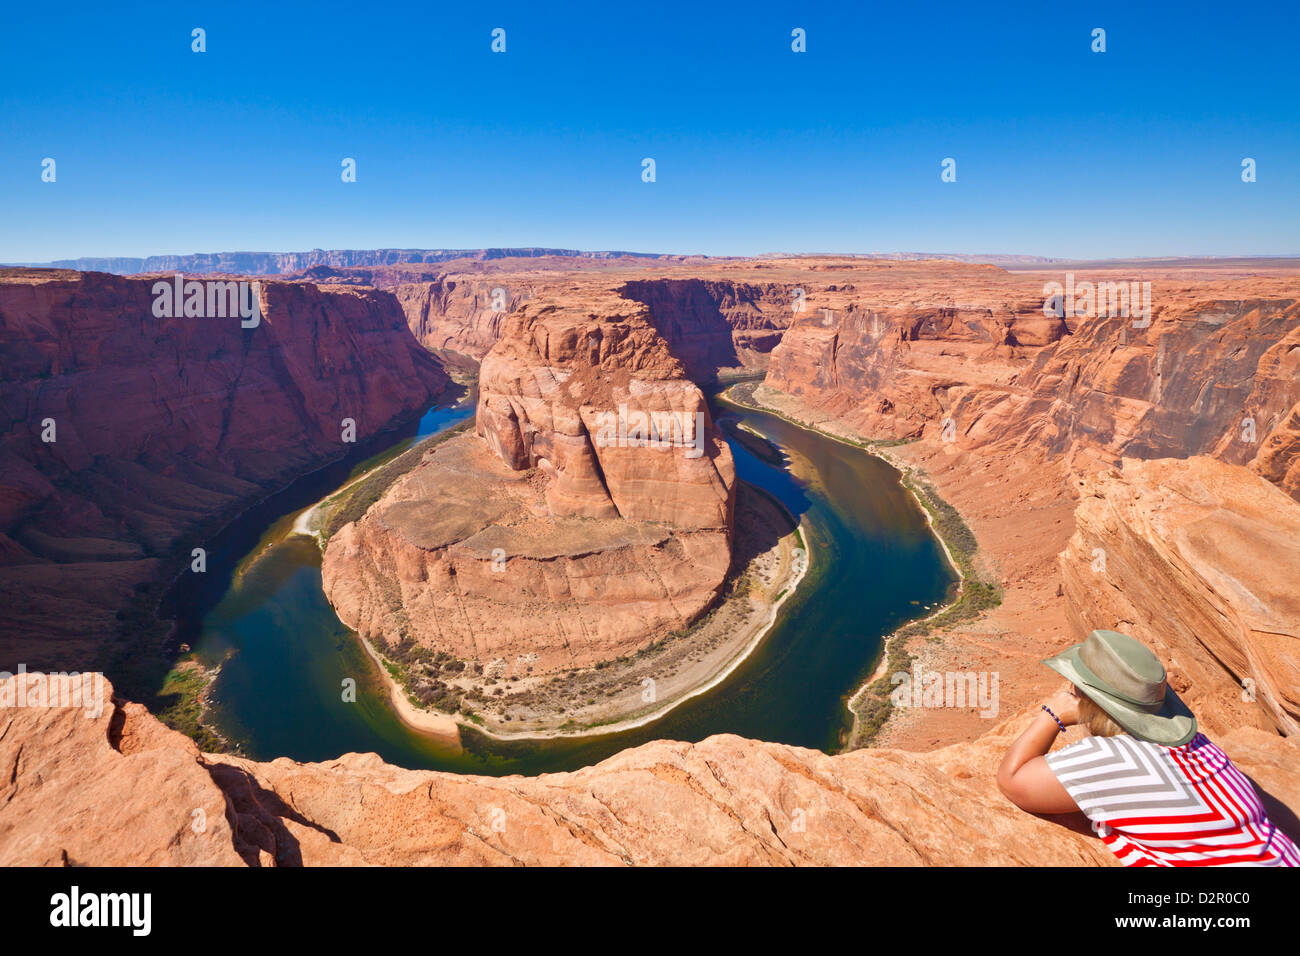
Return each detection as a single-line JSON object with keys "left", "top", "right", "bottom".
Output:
{"left": 1046, "top": 733, "right": 1300, "bottom": 866}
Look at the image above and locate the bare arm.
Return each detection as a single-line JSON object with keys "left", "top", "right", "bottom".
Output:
{"left": 997, "top": 688, "right": 1082, "bottom": 815}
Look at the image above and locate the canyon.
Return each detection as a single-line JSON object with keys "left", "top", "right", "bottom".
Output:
{"left": 1, "top": 254, "right": 1298, "bottom": 865}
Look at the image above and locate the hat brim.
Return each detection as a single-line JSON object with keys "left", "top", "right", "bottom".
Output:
{"left": 1043, "top": 644, "right": 1197, "bottom": 747}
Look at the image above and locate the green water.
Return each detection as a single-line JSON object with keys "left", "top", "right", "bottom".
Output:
{"left": 178, "top": 392, "right": 956, "bottom": 775}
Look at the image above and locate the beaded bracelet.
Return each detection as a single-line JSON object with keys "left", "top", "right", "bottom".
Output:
{"left": 1041, "top": 705, "right": 1067, "bottom": 733}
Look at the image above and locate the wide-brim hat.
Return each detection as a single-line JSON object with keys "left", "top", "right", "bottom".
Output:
{"left": 1043, "top": 629, "right": 1197, "bottom": 747}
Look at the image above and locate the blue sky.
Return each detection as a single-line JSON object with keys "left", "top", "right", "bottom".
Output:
{"left": 2, "top": 1, "right": 1297, "bottom": 261}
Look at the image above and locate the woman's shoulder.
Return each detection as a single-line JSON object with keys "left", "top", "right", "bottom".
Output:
{"left": 1046, "top": 731, "right": 1132, "bottom": 763}
{"left": 1047, "top": 732, "right": 1215, "bottom": 779}
{"left": 1045, "top": 732, "right": 1172, "bottom": 775}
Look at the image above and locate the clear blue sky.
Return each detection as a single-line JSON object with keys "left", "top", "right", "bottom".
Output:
{"left": 2, "top": 1, "right": 1297, "bottom": 261}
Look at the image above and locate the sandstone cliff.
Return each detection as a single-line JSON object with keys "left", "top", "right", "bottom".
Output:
{"left": 0, "top": 269, "right": 450, "bottom": 686}
{"left": 944, "top": 295, "right": 1300, "bottom": 483}
{"left": 619, "top": 278, "right": 792, "bottom": 378}
{"left": 1253, "top": 400, "right": 1300, "bottom": 501}
{"left": 762, "top": 268, "right": 1069, "bottom": 439}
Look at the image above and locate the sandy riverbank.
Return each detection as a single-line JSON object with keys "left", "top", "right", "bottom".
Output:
{"left": 354, "top": 630, "right": 462, "bottom": 743}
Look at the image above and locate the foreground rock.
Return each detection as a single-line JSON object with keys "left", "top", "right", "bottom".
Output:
{"left": 4, "top": 672, "right": 1297, "bottom": 866}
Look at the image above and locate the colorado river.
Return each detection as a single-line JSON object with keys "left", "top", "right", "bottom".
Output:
{"left": 174, "top": 387, "right": 956, "bottom": 775}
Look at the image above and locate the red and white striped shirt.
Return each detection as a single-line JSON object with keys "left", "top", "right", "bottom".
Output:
{"left": 1046, "top": 732, "right": 1300, "bottom": 866}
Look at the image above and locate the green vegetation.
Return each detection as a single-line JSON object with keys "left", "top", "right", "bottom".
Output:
{"left": 376, "top": 634, "right": 473, "bottom": 716}
{"left": 153, "top": 664, "right": 227, "bottom": 752}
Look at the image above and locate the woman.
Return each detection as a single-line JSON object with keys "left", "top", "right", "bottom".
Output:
{"left": 997, "top": 628, "right": 1299, "bottom": 866}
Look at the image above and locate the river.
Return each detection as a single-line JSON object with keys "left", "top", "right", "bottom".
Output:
{"left": 174, "top": 388, "right": 957, "bottom": 775}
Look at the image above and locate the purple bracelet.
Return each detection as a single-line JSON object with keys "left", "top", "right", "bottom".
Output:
{"left": 1041, "top": 705, "right": 1067, "bottom": 733}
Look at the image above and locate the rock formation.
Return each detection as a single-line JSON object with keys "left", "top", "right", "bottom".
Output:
{"left": 762, "top": 267, "right": 1070, "bottom": 439}
{"left": 1253, "top": 399, "right": 1300, "bottom": 501}
{"left": 619, "top": 278, "right": 792, "bottom": 378}
{"left": 943, "top": 294, "right": 1300, "bottom": 482}
{"left": 321, "top": 295, "right": 736, "bottom": 674}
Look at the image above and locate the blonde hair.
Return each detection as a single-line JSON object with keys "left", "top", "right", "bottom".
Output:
{"left": 1078, "top": 694, "right": 1127, "bottom": 738}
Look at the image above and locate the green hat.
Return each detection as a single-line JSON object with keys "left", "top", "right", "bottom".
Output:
{"left": 1043, "top": 629, "right": 1197, "bottom": 747}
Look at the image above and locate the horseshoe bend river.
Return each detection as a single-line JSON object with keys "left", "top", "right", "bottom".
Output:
{"left": 172, "top": 388, "right": 957, "bottom": 776}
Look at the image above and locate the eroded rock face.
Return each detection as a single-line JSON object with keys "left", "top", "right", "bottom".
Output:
{"left": 764, "top": 278, "right": 1069, "bottom": 440}
{"left": 759, "top": 270, "right": 1300, "bottom": 507}
{"left": 476, "top": 302, "right": 734, "bottom": 529}
{"left": 945, "top": 296, "right": 1300, "bottom": 482}
{"left": 0, "top": 269, "right": 450, "bottom": 678}
{"left": 392, "top": 278, "right": 517, "bottom": 359}
{"left": 1061, "top": 456, "right": 1300, "bottom": 737}
{"left": 1253, "top": 400, "right": 1300, "bottom": 502}
{"left": 322, "top": 297, "right": 736, "bottom": 673}
{"left": 4, "top": 673, "right": 1297, "bottom": 866}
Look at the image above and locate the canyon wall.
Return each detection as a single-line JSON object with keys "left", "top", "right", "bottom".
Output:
{"left": 0, "top": 270, "right": 450, "bottom": 683}
{"left": 946, "top": 296, "right": 1300, "bottom": 483}
{"left": 618, "top": 278, "right": 792, "bottom": 378}
{"left": 762, "top": 272, "right": 1300, "bottom": 504}
{"left": 392, "top": 271, "right": 797, "bottom": 373}
{"left": 762, "top": 269, "right": 1069, "bottom": 439}
{"left": 1251, "top": 399, "right": 1300, "bottom": 501}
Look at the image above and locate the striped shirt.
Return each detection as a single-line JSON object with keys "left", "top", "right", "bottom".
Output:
{"left": 1045, "top": 732, "right": 1300, "bottom": 867}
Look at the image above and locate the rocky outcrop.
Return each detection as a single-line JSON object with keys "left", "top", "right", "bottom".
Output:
{"left": 0, "top": 269, "right": 450, "bottom": 684}
{"left": 5, "top": 672, "right": 1297, "bottom": 866}
{"left": 475, "top": 301, "right": 734, "bottom": 528}
{"left": 1253, "top": 400, "right": 1300, "bottom": 502}
{"left": 1061, "top": 456, "right": 1300, "bottom": 738}
{"left": 322, "top": 296, "right": 736, "bottom": 673}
